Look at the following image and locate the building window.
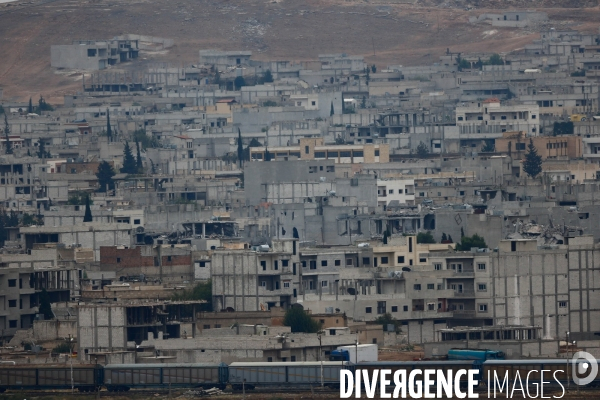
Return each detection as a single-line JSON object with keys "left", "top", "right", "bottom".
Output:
{"left": 283, "top": 282, "right": 290, "bottom": 288}
{"left": 428, "top": 303, "right": 435, "bottom": 311}
{"left": 321, "top": 260, "right": 328, "bottom": 267}
{"left": 267, "top": 357, "right": 273, "bottom": 362}
{"left": 437, "top": 284, "right": 443, "bottom": 290}
{"left": 282, "top": 260, "right": 289, "bottom": 267}
{"left": 391, "top": 306, "right": 398, "bottom": 312}
{"left": 427, "top": 284, "right": 434, "bottom": 290}
{"left": 215, "top": 324, "right": 221, "bottom": 328}
{"left": 381, "top": 257, "right": 389, "bottom": 264}
{"left": 479, "top": 304, "right": 488, "bottom": 312}
{"left": 335, "top": 259, "right": 341, "bottom": 266}
{"left": 397, "top": 256, "right": 405, "bottom": 263}
{"left": 116, "top": 258, "right": 121, "bottom": 263}
{"left": 261, "top": 261, "right": 267, "bottom": 270}
{"left": 346, "top": 258, "right": 353, "bottom": 266}
{"left": 388, "top": 189, "right": 394, "bottom": 194}
{"left": 302, "top": 261, "right": 307, "bottom": 268}
{"left": 261, "top": 281, "right": 266, "bottom": 287}
{"left": 420, "top": 258, "right": 427, "bottom": 263}
{"left": 362, "top": 257, "right": 370, "bottom": 265}
{"left": 134, "top": 219, "right": 141, "bottom": 225}
{"left": 321, "top": 281, "right": 328, "bottom": 287}
{"left": 403, "top": 306, "right": 408, "bottom": 312}
{"left": 291, "top": 356, "right": 296, "bottom": 361}
{"left": 274, "top": 261, "right": 279, "bottom": 270}
{"left": 305, "top": 146, "right": 309, "bottom": 154}
{"left": 8, "top": 279, "right": 16, "bottom": 287}
{"left": 478, "top": 284, "right": 487, "bottom": 291}
{"left": 559, "top": 301, "right": 567, "bottom": 308}
{"left": 434, "top": 264, "right": 442, "bottom": 270}
{"left": 414, "top": 284, "right": 421, "bottom": 291}
{"left": 477, "top": 263, "right": 486, "bottom": 270}
{"left": 377, "top": 301, "right": 386, "bottom": 314}
{"left": 8, "top": 300, "right": 16, "bottom": 308}
{"left": 365, "top": 307, "right": 372, "bottom": 313}
{"left": 310, "top": 260, "right": 317, "bottom": 270}
{"left": 9, "top": 320, "right": 17, "bottom": 328}
{"left": 375, "top": 150, "right": 380, "bottom": 156}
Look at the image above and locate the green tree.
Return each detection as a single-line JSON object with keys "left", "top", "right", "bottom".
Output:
{"left": 489, "top": 53, "right": 504, "bottom": 65}
{"left": 121, "top": 141, "right": 137, "bottom": 174}
{"left": 523, "top": 138, "right": 542, "bottom": 178}
{"left": 371, "top": 64, "right": 377, "bottom": 73}
{"left": 36, "top": 138, "right": 51, "bottom": 159}
{"left": 441, "top": 233, "right": 448, "bottom": 242}
{"left": 106, "top": 109, "right": 112, "bottom": 141}
{"left": 38, "top": 289, "right": 53, "bottom": 320}
{"left": 361, "top": 96, "right": 367, "bottom": 109}
{"left": 96, "top": 161, "right": 115, "bottom": 192}
{"left": 330, "top": 101, "right": 334, "bottom": 116}
{"left": 237, "top": 128, "right": 244, "bottom": 167}
{"left": 374, "top": 313, "right": 402, "bottom": 333}
{"left": 171, "top": 281, "right": 212, "bottom": 311}
{"left": 417, "top": 231, "right": 436, "bottom": 244}
{"left": 383, "top": 227, "right": 391, "bottom": 244}
{"left": 263, "top": 69, "right": 273, "bottom": 83}
{"left": 68, "top": 191, "right": 89, "bottom": 205}
{"left": 234, "top": 76, "right": 246, "bottom": 90}
{"left": 283, "top": 307, "right": 321, "bottom": 333}
{"left": 447, "top": 235, "right": 453, "bottom": 243}
{"left": 150, "top": 159, "right": 157, "bottom": 174}
{"left": 83, "top": 195, "right": 93, "bottom": 222}
{"left": 135, "top": 139, "right": 143, "bottom": 173}
{"left": 37, "top": 96, "right": 54, "bottom": 112}
{"left": 456, "top": 234, "right": 487, "bottom": 251}
{"left": 28, "top": 97, "right": 33, "bottom": 114}
{"left": 416, "top": 141, "right": 429, "bottom": 158}
{"left": 133, "top": 129, "right": 158, "bottom": 150}
{"left": 4, "top": 114, "right": 11, "bottom": 155}
{"left": 481, "top": 140, "right": 495, "bottom": 153}
{"left": 460, "top": 227, "right": 465, "bottom": 238}
{"left": 456, "top": 55, "right": 470, "bottom": 71}
{"left": 243, "top": 138, "right": 263, "bottom": 161}
{"left": 214, "top": 68, "right": 221, "bottom": 86}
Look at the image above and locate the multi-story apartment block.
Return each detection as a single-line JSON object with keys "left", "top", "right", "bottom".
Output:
{"left": 376, "top": 178, "right": 416, "bottom": 207}
{"left": 210, "top": 239, "right": 300, "bottom": 312}
{"left": 0, "top": 248, "right": 79, "bottom": 339}
{"left": 249, "top": 138, "right": 389, "bottom": 164}
{"left": 455, "top": 98, "right": 539, "bottom": 137}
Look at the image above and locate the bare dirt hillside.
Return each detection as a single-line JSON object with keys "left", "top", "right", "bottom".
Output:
{"left": 0, "top": 0, "right": 599, "bottom": 102}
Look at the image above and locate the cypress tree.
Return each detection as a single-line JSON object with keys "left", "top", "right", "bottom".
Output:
{"left": 120, "top": 141, "right": 137, "bottom": 174}
{"left": 135, "top": 138, "right": 143, "bottom": 173}
{"left": 28, "top": 97, "right": 33, "bottom": 114}
{"left": 330, "top": 101, "right": 334, "bottom": 116}
{"left": 83, "top": 195, "right": 93, "bottom": 222}
{"left": 237, "top": 128, "right": 244, "bottom": 167}
{"left": 106, "top": 109, "right": 112, "bottom": 141}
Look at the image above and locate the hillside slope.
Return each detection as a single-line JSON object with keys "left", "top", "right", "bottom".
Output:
{"left": 0, "top": 0, "right": 598, "bottom": 102}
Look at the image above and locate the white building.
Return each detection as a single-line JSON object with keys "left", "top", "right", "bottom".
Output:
{"left": 377, "top": 178, "right": 416, "bottom": 207}
{"left": 455, "top": 99, "right": 540, "bottom": 137}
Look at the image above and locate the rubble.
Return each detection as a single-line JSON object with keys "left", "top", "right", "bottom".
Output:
{"left": 180, "top": 387, "right": 225, "bottom": 397}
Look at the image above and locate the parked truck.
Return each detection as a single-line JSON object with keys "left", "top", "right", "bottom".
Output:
{"left": 329, "top": 344, "right": 378, "bottom": 363}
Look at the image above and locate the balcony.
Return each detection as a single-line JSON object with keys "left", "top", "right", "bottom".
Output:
{"left": 450, "top": 310, "right": 476, "bottom": 318}
{"left": 452, "top": 290, "right": 476, "bottom": 298}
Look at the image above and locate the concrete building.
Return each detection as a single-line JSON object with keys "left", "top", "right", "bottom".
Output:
{"left": 495, "top": 131, "right": 582, "bottom": 160}
{"left": 455, "top": 98, "right": 540, "bottom": 137}
{"left": 76, "top": 300, "right": 204, "bottom": 361}
{"left": 199, "top": 50, "right": 252, "bottom": 68}
{"left": 249, "top": 138, "right": 389, "bottom": 164}
{"left": 0, "top": 249, "right": 79, "bottom": 339}
{"left": 51, "top": 39, "right": 140, "bottom": 70}
{"left": 210, "top": 239, "right": 300, "bottom": 312}
{"left": 376, "top": 178, "right": 416, "bottom": 207}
